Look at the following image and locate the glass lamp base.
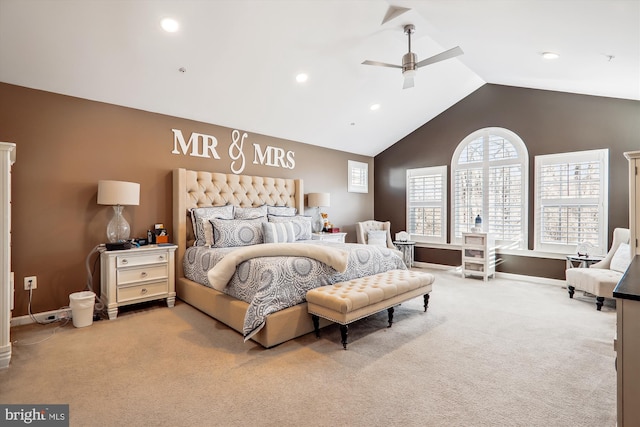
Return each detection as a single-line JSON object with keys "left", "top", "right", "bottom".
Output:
{"left": 106, "top": 205, "right": 131, "bottom": 243}
{"left": 312, "top": 208, "right": 323, "bottom": 233}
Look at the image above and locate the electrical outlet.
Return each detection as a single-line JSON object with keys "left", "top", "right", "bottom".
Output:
{"left": 24, "top": 276, "right": 37, "bottom": 290}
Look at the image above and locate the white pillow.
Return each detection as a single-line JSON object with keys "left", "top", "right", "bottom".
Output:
{"left": 610, "top": 243, "right": 631, "bottom": 273}
{"left": 367, "top": 230, "right": 388, "bottom": 247}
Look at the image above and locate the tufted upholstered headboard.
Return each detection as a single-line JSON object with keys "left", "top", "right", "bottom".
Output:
{"left": 172, "top": 168, "right": 304, "bottom": 279}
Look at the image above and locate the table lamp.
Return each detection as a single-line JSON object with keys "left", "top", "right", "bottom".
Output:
{"left": 307, "top": 192, "right": 330, "bottom": 233}
{"left": 97, "top": 180, "right": 140, "bottom": 243}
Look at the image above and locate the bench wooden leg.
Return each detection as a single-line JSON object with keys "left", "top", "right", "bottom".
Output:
{"left": 424, "top": 294, "right": 430, "bottom": 312}
{"left": 568, "top": 285, "right": 575, "bottom": 299}
{"left": 340, "top": 324, "right": 348, "bottom": 350}
{"left": 312, "top": 315, "right": 320, "bottom": 338}
{"left": 387, "top": 307, "right": 394, "bottom": 327}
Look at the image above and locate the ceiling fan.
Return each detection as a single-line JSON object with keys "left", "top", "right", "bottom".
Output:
{"left": 362, "top": 24, "right": 464, "bottom": 89}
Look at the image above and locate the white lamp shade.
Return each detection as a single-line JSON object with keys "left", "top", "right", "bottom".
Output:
{"left": 97, "top": 180, "right": 140, "bottom": 206}
{"left": 308, "top": 192, "right": 330, "bottom": 208}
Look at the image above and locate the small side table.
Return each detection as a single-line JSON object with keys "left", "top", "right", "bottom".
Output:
{"left": 394, "top": 241, "right": 416, "bottom": 268}
{"left": 311, "top": 232, "right": 347, "bottom": 243}
{"left": 566, "top": 255, "right": 603, "bottom": 269}
{"left": 100, "top": 244, "right": 177, "bottom": 320}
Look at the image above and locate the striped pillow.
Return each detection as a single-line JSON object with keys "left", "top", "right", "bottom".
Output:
{"left": 262, "top": 221, "right": 296, "bottom": 243}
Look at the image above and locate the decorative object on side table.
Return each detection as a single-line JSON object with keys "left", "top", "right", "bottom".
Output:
{"left": 471, "top": 214, "right": 482, "bottom": 232}
{"left": 97, "top": 180, "right": 140, "bottom": 243}
{"left": 307, "top": 192, "right": 330, "bottom": 233}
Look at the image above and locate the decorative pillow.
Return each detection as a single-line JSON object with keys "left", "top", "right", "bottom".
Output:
{"left": 234, "top": 205, "right": 267, "bottom": 220}
{"left": 610, "top": 243, "right": 631, "bottom": 273}
{"left": 190, "top": 205, "right": 235, "bottom": 246}
{"left": 209, "top": 217, "right": 265, "bottom": 248}
{"left": 268, "top": 214, "right": 312, "bottom": 240}
{"left": 367, "top": 230, "right": 388, "bottom": 247}
{"left": 262, "top": 221, "right": 296, "bottom": 243}
{"left": 267, "top": 205, "right": 297, "bottom": 217}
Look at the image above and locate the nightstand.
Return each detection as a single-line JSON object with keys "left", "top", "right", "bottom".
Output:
{"left": 311, "top": 232, "right": 347, "bottom": 243}
{"left": 100, "top": 244, "right": 177, "bottom": 320}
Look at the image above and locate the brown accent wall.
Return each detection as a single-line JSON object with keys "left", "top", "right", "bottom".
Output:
{"left": 375, "top": 84, "right": 640, "bottom": 279}
{"left": 0, "top": 82, "right": 373, "bottom": 316}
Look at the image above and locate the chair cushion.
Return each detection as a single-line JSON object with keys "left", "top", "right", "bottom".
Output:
{"left": 367, "top": 230, "right": 388, "bottom": 247}
{"left": 610, "top": 243, "right": 631, "bottom": 273}
{"left": 565, "top": 267, "right": 623, "bottom": 299}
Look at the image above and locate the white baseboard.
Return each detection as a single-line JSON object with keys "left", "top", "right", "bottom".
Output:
{"left": 10, "top": 308, "right": 72, "bottom": 327}
{"left": 412, "top": 261, "right": 566, "bottom": 287}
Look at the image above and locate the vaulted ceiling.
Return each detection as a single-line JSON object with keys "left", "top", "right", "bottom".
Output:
{"left": 1, "top": 0, "right": 638, "bottom": 156}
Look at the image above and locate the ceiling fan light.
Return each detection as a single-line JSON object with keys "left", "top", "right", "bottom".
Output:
{"left": 403, "top": 69, "right": 416, "bottom": 78}
{"left": 542, "top": 52, "right": 559, "bottom": 60}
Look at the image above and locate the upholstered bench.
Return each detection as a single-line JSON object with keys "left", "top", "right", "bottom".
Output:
{"left": 306, "top": 269, "right": 435, "bottom": 349}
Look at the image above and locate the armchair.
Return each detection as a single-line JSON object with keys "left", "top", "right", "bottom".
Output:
{"left": 356, "top": 220, "right": 395, "bottom": 249}
{"left": 565, "top": 228, "right": 631, "bottom": 310}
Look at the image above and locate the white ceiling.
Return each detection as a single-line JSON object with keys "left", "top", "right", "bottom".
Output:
{"left": 0, "top": 0, "right": 638, "bottom": 157}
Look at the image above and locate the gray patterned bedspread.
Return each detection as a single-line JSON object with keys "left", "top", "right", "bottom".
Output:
{"left": 183, "top": 241, "right": 406, "bottom": 340}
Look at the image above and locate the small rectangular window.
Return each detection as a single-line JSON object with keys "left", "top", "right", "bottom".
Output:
{"left": 407, "top": 166, "right": 447, "bottom": 243}
{"left": 348, "top": 160, "right": 368, "bottom": 193}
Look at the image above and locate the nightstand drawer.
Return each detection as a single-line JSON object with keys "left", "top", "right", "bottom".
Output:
{"left": 117, "top": 252, "right": 168, "bottom": 268}
{"left": 117, "top": 280, "right": 168, "bottom": 303}
{"left": 117, "top": 264, "right": 168, "bottom": 285}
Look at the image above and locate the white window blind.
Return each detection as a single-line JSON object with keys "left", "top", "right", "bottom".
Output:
{"left": 535, "top": 149, "right": 608, "bottom": 255}
{"left": 451, "top": 128, "right": 528, "bottom": 248}
{"left": 407, "top": 166, "right": 447, "bottom": 243}
{"left": 348, "top": 160, "right": 368, "bottom": 193}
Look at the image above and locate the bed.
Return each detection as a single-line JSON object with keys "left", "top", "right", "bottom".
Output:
{"left": 172, "top": 168, "right": 406, "bottom": 347}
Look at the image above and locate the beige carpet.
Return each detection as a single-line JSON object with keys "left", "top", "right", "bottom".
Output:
{"left": 1, "top": 268, "right": 616, "bottom": 427}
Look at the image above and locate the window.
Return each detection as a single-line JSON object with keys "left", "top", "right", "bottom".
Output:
{"left": 406, "top": 166, "right": 447, "bottom": 243}
{"left": 534, "top": 149, "right": 609, "bottom": 255}
{"left": 348, "top": 160, "right": 368, "bottom": 193}
{"left": 451, "top": 128, "right": 528, "bottom": 248}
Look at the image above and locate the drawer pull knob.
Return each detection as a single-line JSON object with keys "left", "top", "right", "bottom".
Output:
{"left": 121, "top": 259, "right": 128, "bottom": 264}
{"left": 140, "top": 288, "right": 148, "bottom": 295}
{"left": 140, "top": 272, "right": 148, "bottom": 278}
{"left": 158, "top": 255, "right": 165, "bottom": 260}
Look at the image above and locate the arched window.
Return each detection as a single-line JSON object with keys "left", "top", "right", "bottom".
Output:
{"left": 451, "top": 127, "right": 528, "bottom": 248}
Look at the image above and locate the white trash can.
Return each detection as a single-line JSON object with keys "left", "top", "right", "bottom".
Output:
{"left": 69, "top": 291, "right": 96, "bottom": 328}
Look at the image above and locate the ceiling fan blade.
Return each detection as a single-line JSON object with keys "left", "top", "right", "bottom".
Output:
{"left": 362, "top": 60, "right": 402, "bottom": 69}
{"left": 403, "top": 75, "right": 415, "bottom": 89}
{"left": 415, "top": 46, "right": 464, "bottom": 68}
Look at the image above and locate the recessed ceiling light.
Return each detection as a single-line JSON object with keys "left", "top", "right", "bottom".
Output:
{"left": 542, "top": 52, "right": 559, "bottom": 60}
{"left": 295, "top": 73, "right": 308, "bottom": 83}
{"left": 370, "top": 104, "right": 380, "bottom": 111}
{"left": 161, "top": 18, "right": 179, "bottom": 33}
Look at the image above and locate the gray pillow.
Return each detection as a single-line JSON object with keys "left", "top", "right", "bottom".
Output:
{"left": 267, "top": 205, "right": 297, "bottom": 217}
{"left": 190, "top": 205, "right": 235, "bottom": 246}
{"left": 268, "top": 215, "right": 312, "bottom": 240}
{"left": 262, "top": 221, "right": 296, "bottom": 243}
{"left": 234, "top": 205, "right": 267, "bottom": 220}
{"left": 209, "top": 217, "right": 265, "bottom": 248}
